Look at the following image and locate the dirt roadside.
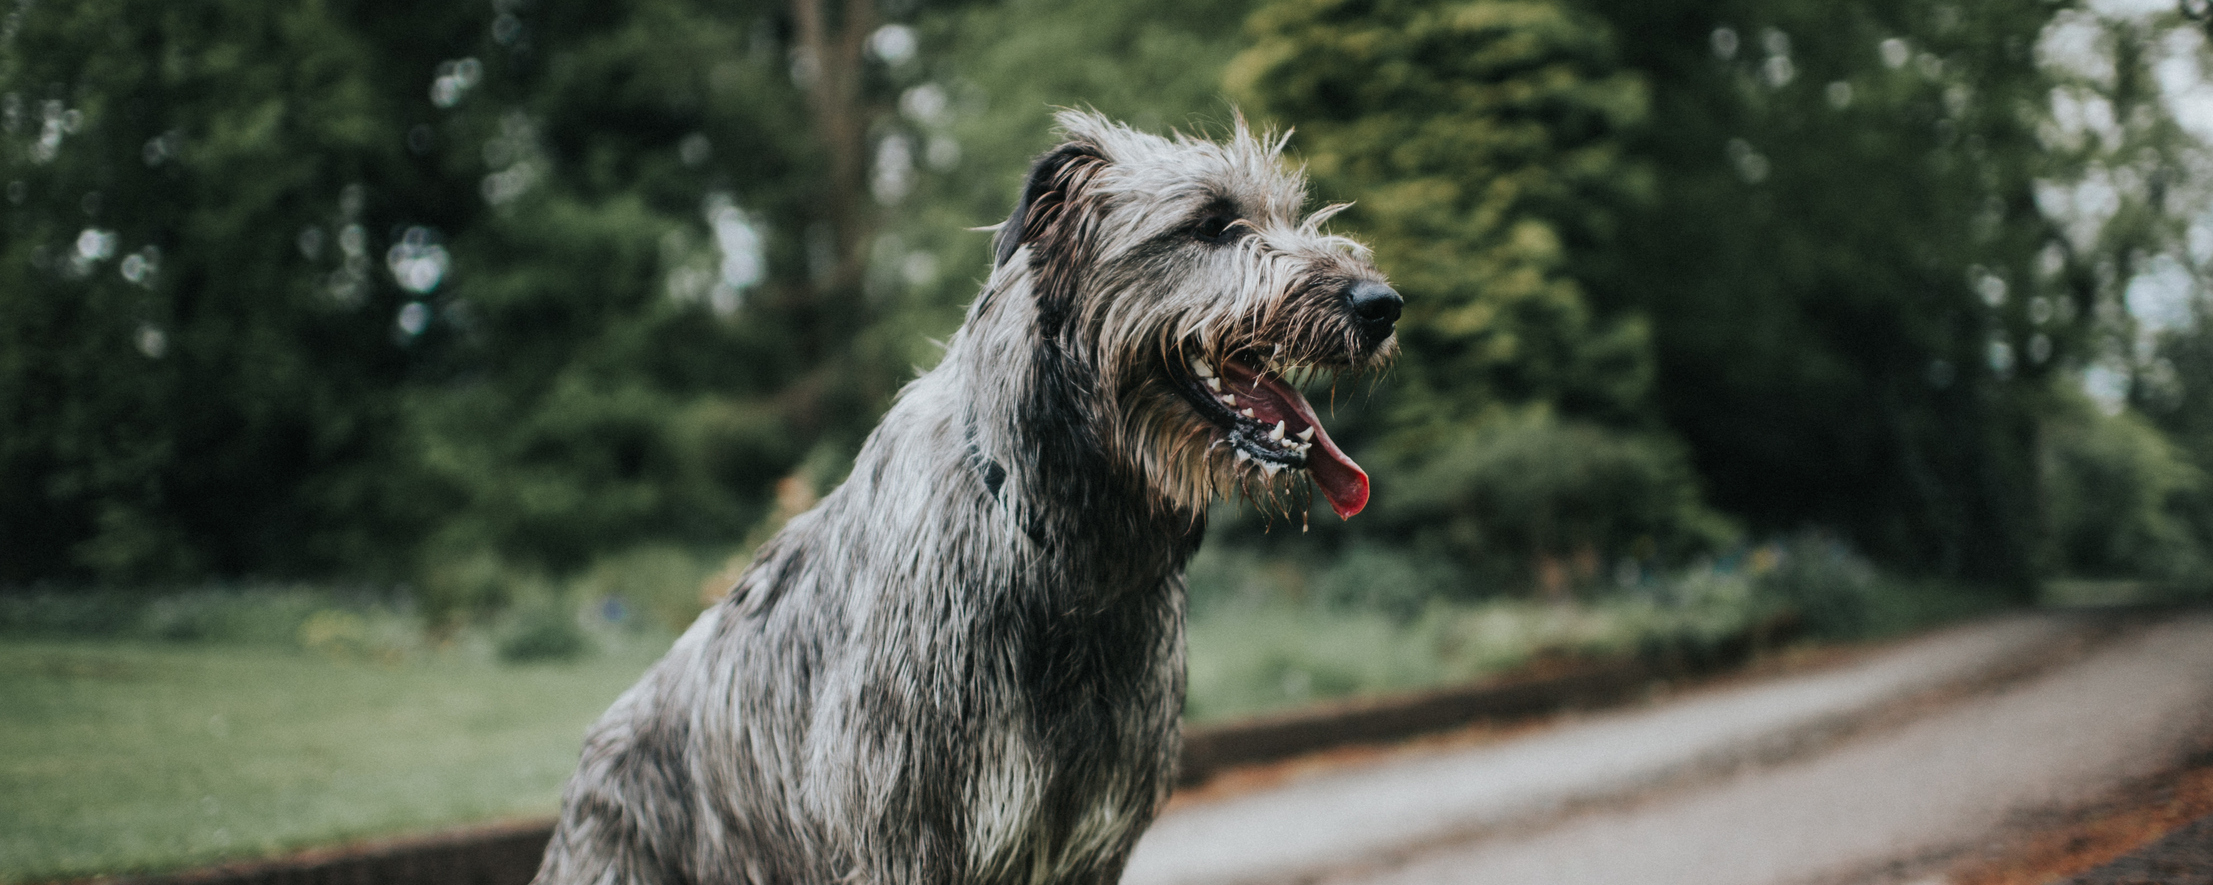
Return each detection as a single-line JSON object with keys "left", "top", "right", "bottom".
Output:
{"left": 1949, "top": 734, "right": 2213, "bottom": 885}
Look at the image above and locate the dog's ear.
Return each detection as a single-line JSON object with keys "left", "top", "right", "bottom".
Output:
{"left": 994, "top": 142, "right": 1104, "bottom": 269}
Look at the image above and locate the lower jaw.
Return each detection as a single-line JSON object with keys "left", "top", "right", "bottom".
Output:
{"left": 1226, "top": 430, "right": 1305, "bottom": 476}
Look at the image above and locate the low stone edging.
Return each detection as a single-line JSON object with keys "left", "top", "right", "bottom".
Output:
{"left": 85, "top": 819, "right": 554, "bottom": 885}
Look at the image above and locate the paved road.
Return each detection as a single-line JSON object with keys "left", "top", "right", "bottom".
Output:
{"left": 1123, "top": 610, "right": 2213, "bottom": 885}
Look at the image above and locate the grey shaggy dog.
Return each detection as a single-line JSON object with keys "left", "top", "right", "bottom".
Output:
{"left": 531, "top": 110, "right": 1400, "bottom": 885}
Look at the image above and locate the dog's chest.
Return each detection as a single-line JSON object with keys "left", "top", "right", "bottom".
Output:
{"left": 963, "top": 695, "right": 1169, "bottom": 881}
{"left": 961, "top": 583, "right": 1182, "bottom": 880}
{"left": 967, "top": 741, "right": 1149, "bottom": 878}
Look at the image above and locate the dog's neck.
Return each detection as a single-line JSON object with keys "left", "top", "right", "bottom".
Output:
{"left": 945, "top": 275, "right": 1205, "bottom": 596}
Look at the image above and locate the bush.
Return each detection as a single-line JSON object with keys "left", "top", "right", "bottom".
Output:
{"left": 496, "top": 602, "right": 595, "bottom": 664}
{"left": 1312, "top": 543, "right": 1466, "bottom": 620}
{"left": 0, "top": 585, "right": 429, "bottom": 660}
{"left": 2041, "top": 397, "right": 2212, "bottom": 581}
{"left": 2, "top": 586, "right": 350, "bottom": 644}
{"left": 296, "top": 608, "right": 423, "bottom": 663}
{"left": 1752, "top": 536, "right": 1880, "bottom": 640}
{"left": 0, "top": 592, "right": 145, "bottom": 637}
{"left": 566, "top": 545, "right": 726, "bottom": 634}
{"left": 1183, "top": 568, "right": 1782, "bottom": 722}
{"left": 1371, "top": 407, "right": 1736, "bottom": 596}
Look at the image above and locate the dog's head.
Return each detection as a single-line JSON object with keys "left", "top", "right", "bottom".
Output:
{"left": 987, "top": 109, "right": 1399, "bottom": 520}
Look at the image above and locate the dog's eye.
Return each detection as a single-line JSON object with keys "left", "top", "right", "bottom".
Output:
{"left": 1193, "top": 215, "right": 1243, "bottom": 244}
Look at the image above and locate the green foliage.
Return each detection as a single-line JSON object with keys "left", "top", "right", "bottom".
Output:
{"left": 1183, "top": 555, "right": 1777, "bottom": 722}
{"left": 294, "top": 608, "right": 420, "bottom": 663}
{"left": 495, "top": 602, "right": 594, "bottom": 664}
{"left": 1372, "top": 407, "right": 1736, "bottom": 593}
{"left": 2041, "top": 393, "right": 2211, "bottom": 580}
{"left": 1230, "top": 0, "right": 2148, "bottom": 593}
{"left": 1310, "top": 542, "right": 1465, "bottom": 619}
{"left": 1741, "top": 536, "right": 2011, "bottom": 640}
{"left": 2138, "top": 305, "right": 2213, "bottom": 593}
{"left": 889, "top": 0, "right": 1260, "bottom": 341}
{"left": 1230, "top": 0, "right": 1736, "bottom": 590}
{"left": 564, "top": 544, "right": 727, "bottom": 634}
{"left": 2145, "top": 306, "right": 2213, "bottom": 455}
{"left": 11, "top": 0, "right": 2213, "bottom": 611}
{"left": 1752, "top": 535, "right": 1880, "bottom": 639}
{"left": 0, "top": 637, "right": 665, "bottom": 880}
{"left": 0, "top": 0, "right": 878, "bottom": 588}
{"left": 1230, "top": 0, "right": 1654, "bottom": 422}
{"left": 0, "top": 0, "right": 431, "bottom": 582}
{"left": 1573, "top": 0, "right": 2075, "bottom": 591}
{"left": 0, "top": 586, "right": 406, "bottom": 648}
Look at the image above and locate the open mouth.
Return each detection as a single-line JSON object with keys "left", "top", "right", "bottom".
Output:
{"left": 1175, "top": 354, "right": 1371, "bottom": 519}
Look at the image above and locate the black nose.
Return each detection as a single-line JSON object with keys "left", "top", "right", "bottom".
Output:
{"left": 1346, "top": 280, "right": 1402, "bottom": 343}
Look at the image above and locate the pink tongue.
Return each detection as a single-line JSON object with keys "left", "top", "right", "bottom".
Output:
{"left": 1251, "top": 374, "right": 1371, "bottom": 519}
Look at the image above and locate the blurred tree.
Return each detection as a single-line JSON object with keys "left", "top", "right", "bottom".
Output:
{"left": 393, "top": 0, "right": 830, "bottom": 587}
{"left": 1229, "top": 0, "right": 2191, "bottom": 596}
{"left": 2141, "top": 304, "right": 2213, "bottom": 582}
{"left": 20, "top": 0, "right": 2205, "bottom": 605}
{"left": 2041, "top": 390, "right": 2208, "bottom": 580}
{"left": 0, "top": 0, "right": 925, "bottom": 594}
{"left": 1487, "top": 0, "right": 2213, "bottom": 593}
{"left": 2049, "top": 4, "right": 2213, "bottom": 586}
{"left": 1559, "top": 0, "right": 2085, "bottom": 592}
{"left": 0, "top": 0, "right": 436, "bottom": 582}
{"left": 1230, "top": 0, "right": 1654, "bottom": 425}
{"left": 1230, "top": 0, "right": 1730, "bottom": 592}
{"left": 884, "top": 0, "right": 1260, "bottom": 346}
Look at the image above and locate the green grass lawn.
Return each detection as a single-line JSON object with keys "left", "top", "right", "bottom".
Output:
{"left": 0, "top": 637, "right": 668, "bottom": 883}
{"left": 3, "top": 608, "right": 1641, "bottom": 879}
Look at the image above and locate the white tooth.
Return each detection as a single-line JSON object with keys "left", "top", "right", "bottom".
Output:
{"left": 1194, "top": 361, "right": 1215, "bottom": 378}
{"left": 1218, "top": 394, "right": 1237, "bottom": 406}
{"left": 1234, "top": 449, "right": 1250, "bottom": 462}
{"left": 1206, "top": 377, "right": 1222, "bottom": 392}
{"left": 1240, "top": 408, "right": 1256, "bottom": 419}
{"left": 1297, "top": 427, "right": 1315, "bottom": 442}
{"left": 1269, "top": 421, "right": 1286, "bottom": 442}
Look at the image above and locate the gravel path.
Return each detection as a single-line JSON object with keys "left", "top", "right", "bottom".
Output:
{"left": 1123, "top": 611, "right": 2213, "bottom": 885}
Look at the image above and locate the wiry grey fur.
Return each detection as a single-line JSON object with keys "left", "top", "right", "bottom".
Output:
{"left": 531, "top": 110, "right": 1397, "bottom": 885}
